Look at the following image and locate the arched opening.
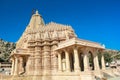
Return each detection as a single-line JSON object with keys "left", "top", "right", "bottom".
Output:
{"left": 69, "top": 53, "right": 74, "bottom": 72}
{"left": 79, "top": 53, "right": 84, "bottom": 71}
{"left": 88, "top": 51, "right": 94, "bottom": 70}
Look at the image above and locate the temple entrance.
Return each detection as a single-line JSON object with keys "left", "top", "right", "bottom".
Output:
{"left": 69, "top": 53, "right": 74, "bottom": 72}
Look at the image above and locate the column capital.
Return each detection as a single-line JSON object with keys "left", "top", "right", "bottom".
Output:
{"left": 57, "top": 50, "right": 63, "bottom": 55}
{"left": 63, "top": 48, "right": 69, "bottom": 53}
{"left": 14, "top": 55, "right": 19, "bottom": 59}
{"left": 19, "top": 57, "right": 23, "bottom": 61}
{"left": 10, "top": 57, "right": 14, "bottom": 61}
{"left": 81, "top": 47, "right": 90, "bottom": 53}
{"left": 72, "top": 45, "right": 79, "bottom": 50}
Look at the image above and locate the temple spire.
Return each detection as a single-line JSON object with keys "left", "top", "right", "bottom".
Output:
{"left": 28, "top": 10, "right": 45, "bottom": 29}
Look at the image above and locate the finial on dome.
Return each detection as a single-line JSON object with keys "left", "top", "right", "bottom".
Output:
{"left": 35, "top": 10, "right": 39, "bottom": 15}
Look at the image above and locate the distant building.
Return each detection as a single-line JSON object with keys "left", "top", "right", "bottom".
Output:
{"left": 0, "top": 62, "right": 11, "bottom": 75}
{"left": 0, "top": 62, "right": 11, "bottom": 68}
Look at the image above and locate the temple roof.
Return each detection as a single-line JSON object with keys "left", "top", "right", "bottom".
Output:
{"left": 55, "top": 38, "right": 105, "bottom": 50}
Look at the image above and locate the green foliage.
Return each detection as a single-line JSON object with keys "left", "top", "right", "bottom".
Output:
{"left": 104, "top": 52, "right": 113, "bottom": 63}
{"left": 88, "top": 53, "right": 93, "bottom": 64}
{"left": 0, "top": 39, "right": 16, "bottom": 62}
{"left": 97, "top": 50, "right": 119, "bottom": 67}
{"left": 113, "top": 51, "right": 120, "bottom": 60}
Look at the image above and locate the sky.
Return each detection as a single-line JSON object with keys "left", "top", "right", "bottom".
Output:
{"left": 0, "top": 0, "right": 120, "bottom": 50}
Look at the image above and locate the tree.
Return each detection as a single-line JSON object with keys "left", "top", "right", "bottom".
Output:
{"left": 0, "top": 39, "right": 16, "bottom": 62}
{"left": 104, "top": 52, "right": 113, "bottom": 63}
{"left": 112, "top": 51, "right": 120, "bottom": 60}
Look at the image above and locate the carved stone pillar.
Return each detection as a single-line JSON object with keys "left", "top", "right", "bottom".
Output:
{"left": 11, "top": 58, "right": 15, "bottom": 75}
{"left": 101, "top": 53, "right": 106, "bottom": 70}
{"left": 19, "top": 57, "right": 24, "bottom": 74}
{"left": 83, "top": 49, "right": 89, "bottom": 71}
{"left": 43, "top": 45, "right": 51, "bottom": 75}
{"left": 14, "top": 56, "right": 18, "bottom": 75}
{"left": 26, "top": 47, "right": 35, "bottom": 75}
{"left": 51, "top": 44, "right": 58, "bottom": 72}
{"left": 93, "top": 50, "right": 100, "bottom": 70}
{"left": 26, "top": 57, "right": 31, "bottom": 75}
{"left": 27, "top": 37, "right": 36, "bottom": 75}
{"left": 73, "top": 46, "right": 80, "bottom": 72}
{"left": 65, "top": 49, "right": 70, "bottom": 72}
{"left": 34, "top": 45, "right": 42, "bottom": 75}
{"left": 58, "top": 53, "right": 62, "bottom": 72}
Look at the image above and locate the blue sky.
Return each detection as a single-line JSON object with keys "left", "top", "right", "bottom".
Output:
{"left": 0, "top": 0, "right": 120, "bottom": 50}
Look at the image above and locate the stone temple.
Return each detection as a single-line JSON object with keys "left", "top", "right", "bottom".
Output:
{"left": 10, "top": 10, "right": 107, "bottom": 80}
